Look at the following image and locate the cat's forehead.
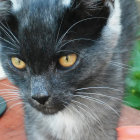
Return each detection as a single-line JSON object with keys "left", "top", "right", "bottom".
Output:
{"left": 11, "top": 0, "right": 72, "bottom": 12}
{"left": 12, "top": 0, "right": 68, "bottom": 45}
{"left": 12, "top": 0, "right": 71, "bottom": 37}
{"left": 15, "top": 0, "right": 66, "bottom": 19}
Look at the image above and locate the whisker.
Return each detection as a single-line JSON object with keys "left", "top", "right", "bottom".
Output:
{"left": 71, "top": 100, "right": 98, "bottom": 133}
{"left": 55, "top": 15, "right": 64, "bottom": 43}
{"left": 71, "top": 104, "right": 86, "bottom": 119}
{"left": 76, "top": 87, "right": 123, "bottom": 93}
{"left": 0, "top": 91, "right": 19, "bottom": 93}
{"left": 7, "top": 102, "right": 23, "bottom": 112}
{"left": 0, "top": 97, "right": 21, "bottom": 105}
{"left": 76, "top": 91, "right": 133, "bottom": 106}
{"left": 72, "top": 99, "right": 102, "bottom": 125}
{"left": 74, "top": 95, "right": 119, "bottom": 116}
{"left": 76, "top": 92, "right": 122, "bottom": 101}
{"left": 1, "top": 94, "right": 20, "bottom": 98}
{"left": 0, "top": 22, "right": 20, "bottom": 44}
{"left": 1, "top": 96, "right": 20, "bottom": 100}
{"left": 61, "top": 100, "right": 92, "bottom": 130}
{"left": 110, "top": 62, "right": 132, "bottom": 71}
{"left": 59, "top": 38, "right": 96, "bottom": 50}
{"left": 0, "top": 37, "right": 19, "bottom": 49}
{"left": 56, "top": 17, "right": 107, "bottom": 47}
{"left": 0, "top": 92, "right": 19, "bottom": 95}
{"left": 72, "top": 100, "right": 96, "bottom": 120}
{"left": 62, "top": 103, "right": 72, "bottom": 113}
{"left": 0, "top": 92, "right": 19, "bottom": 94}
{"left": 110, "top": 61, "right": 131, "bottom": 68}
{"left": 0, "top": 83, "right": 18, "bottom": 89}
{"left": 0, "top": 52, "right": 19, "bottom": 56}
{"left": 0, "top": 89, "right": 19, "bottom": 91}
{"left": 0, "top": 45, "right": 17, "bottom": 51}
{"left": 62, "top": 100, "right": 86, "bottom": 119}
{"left": 61, "top": 101, "right": 78, "bottom": 117}
{"left": 71, "top": 104, "right": 92, "bottom": 132}
{"left": 0, "top": 25, "right": 17, "bottom": 45}
{"left": 72, "top": 99, "right": 106, "bottom": 136}
{"left": 72, "top": 100, "right": 94, "bottom": 127}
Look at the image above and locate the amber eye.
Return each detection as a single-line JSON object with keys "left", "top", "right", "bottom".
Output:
{"left": 11, "top": 57, "right": 26, "bottom": 69}
{"left": 58, "top": 54, "right": 77, "bottom": 68}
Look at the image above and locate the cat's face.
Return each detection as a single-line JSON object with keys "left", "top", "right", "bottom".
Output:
{"left": 0, "top": 0, "right": 121, "bottom": 114}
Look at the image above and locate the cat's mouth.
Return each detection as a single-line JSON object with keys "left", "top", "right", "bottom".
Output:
{"left": 28, "top": 97, "right": 65, "bottom": 115}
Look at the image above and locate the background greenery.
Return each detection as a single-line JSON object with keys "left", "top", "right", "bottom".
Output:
{"left": 124, "top": 28, "right": 140, "bottom": 110}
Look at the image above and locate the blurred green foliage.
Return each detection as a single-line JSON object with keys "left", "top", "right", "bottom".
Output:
{"left": 124, "top": 30, "right": 140, "bottom": 110}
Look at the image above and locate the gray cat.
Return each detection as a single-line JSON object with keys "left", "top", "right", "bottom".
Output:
{"left": 0, "top": 0, "right": 138, "bottom": 140}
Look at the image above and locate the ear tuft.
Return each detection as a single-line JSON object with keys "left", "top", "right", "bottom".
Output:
{"left": 0, "top": 0, "right": 11, "bottom": 20}
{"left": 62, "top": 0, "right": 72, "bottom": 7}
{"left": 104, "top": 0, "right": 114, "bottom": 9}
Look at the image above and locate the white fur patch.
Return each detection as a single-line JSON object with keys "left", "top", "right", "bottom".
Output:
{"left": 107, "top": 0, "right": 122, "bottom": 33}
{"left": 0, "top": 62, "right": 6, "bottom": 80}
{"left": 102, "top": 0, "right": 122, "bottom": 47}
{"left": 0, "top": 45, "right": 6, "bottom": 80}
{"left": 37, "top": 107, "right": 86, "bottom": 140}
{"left": 62, "top": 0, "right": 71, "bottom": 7}
{"left": 10, "top": 0, "right": 23, "bottom": 12}
{"left": 105, "top": 0, "right": 114, "bottom": 12}
{"left": 45, "top": 111, "right": 81, "bottom": 140}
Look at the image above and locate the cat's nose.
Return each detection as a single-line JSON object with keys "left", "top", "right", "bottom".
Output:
{"left": 31, "top": 76, "right": 50, "bottom": 105}
{"left": 32, "top": 95, "right": 50, "bottom": 105}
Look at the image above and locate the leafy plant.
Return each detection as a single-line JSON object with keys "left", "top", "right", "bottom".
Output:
{"left": 124, "top": 30, "right": 140, "bottom": 110}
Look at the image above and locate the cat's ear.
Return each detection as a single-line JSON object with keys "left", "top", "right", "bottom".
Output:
{"left": 80, "top": 0, "right": 115, "bottom": 10}
{"left": 0, "top": 0, "right": 11, "bottom": 20}
{"left": 67, "top": 0, "right": 115, "bottom": 13}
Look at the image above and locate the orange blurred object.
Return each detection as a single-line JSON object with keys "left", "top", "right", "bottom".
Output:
{"left": 0, "top": 79, "right": 27, "bottom": 140}
{"left": 117, "top": 126, "right": 140, "bottom": 140}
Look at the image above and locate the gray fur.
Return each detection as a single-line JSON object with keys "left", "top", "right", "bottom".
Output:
{"left": 0, "top": 0, "right": 138, "bottom": 140}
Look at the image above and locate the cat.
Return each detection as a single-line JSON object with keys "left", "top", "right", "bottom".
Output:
{"left": 0, "top": 0, "right": 138, "bottom": 140}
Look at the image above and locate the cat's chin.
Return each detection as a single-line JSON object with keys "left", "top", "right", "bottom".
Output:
{"left": 34, "top": 107, "right": 61, "bottom": 115}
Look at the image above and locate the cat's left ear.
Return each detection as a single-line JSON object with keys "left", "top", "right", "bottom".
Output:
{"left": 80, "top": 0, "right": 115, "bottom": 10}
{"left": 62, "top": 0, "right": 115, "bottom": 11}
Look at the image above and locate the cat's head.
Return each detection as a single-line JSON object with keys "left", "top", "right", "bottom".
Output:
{"left": 0, "top": 0, "right": 122, "bottom": 114}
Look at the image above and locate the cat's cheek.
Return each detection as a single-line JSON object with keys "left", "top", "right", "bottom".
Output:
{"left": 3, "top": 63, "right": 29, "bottom": 88}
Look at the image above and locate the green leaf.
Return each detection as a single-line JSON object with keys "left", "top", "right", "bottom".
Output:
{"left": 124, "top": 29, "right": 140, "bottom": 110}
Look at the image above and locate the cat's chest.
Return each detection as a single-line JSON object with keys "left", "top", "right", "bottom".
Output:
{"left": 25, "top": 106, "right": 90, "bottom": 140}
{"left": 36, "top": 112, "right": 85, "bottom": 140}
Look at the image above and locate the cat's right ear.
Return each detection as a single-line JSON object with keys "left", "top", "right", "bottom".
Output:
{"left": 0, "top": 0, "right": 11, "bottom": 21}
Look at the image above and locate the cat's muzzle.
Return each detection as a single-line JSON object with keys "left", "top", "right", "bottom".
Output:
{"left": 29, "top": 95, "right": 65, "bottom": 114}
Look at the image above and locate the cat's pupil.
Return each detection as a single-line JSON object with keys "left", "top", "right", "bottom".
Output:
{"left": 66, "top": 56, "right": 69, "bottom": 62}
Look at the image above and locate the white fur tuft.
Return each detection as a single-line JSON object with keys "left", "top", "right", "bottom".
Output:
{"left": 11, "top": 0, "right": 23, "bottom": 12}
{"left": 62, "top": 0, "right": 71, "bottom": 7}
{"left": 102, "top": 0, "right": 122, "bottom": 48}
{"left": 36, "top": 106, "right": 86, "bottom": 140}
{"left": 107, "top": 0, "right": 122, "bottom": 33}
{"left": 46, "top": 111, "right": 81, "bottom": 140}
{"left": 0, "top": 44, "right": 6, "bottom": 80}
{"left": 0, "top": 63, "right": 6, "bottom": 80}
